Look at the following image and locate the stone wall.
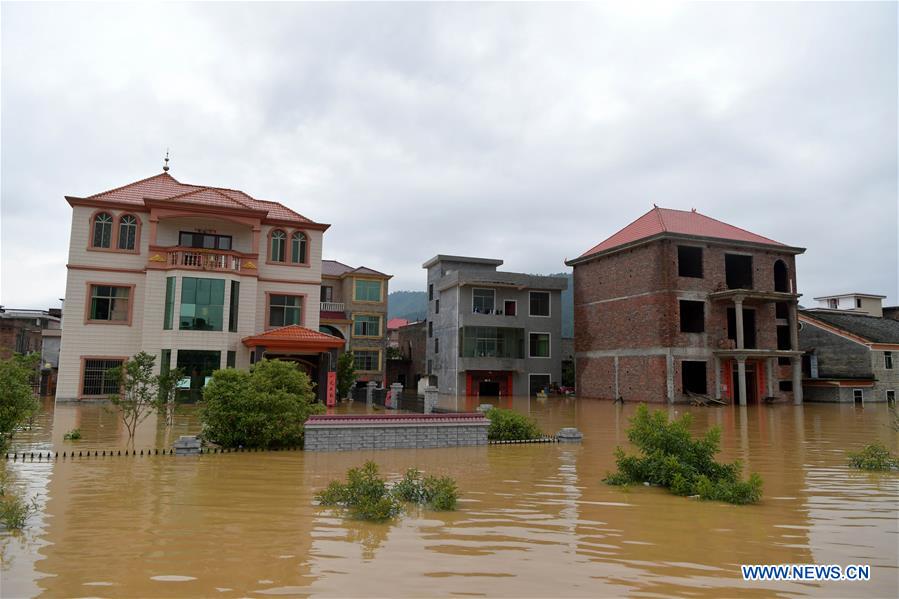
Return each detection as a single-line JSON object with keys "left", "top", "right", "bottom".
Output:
{"left": 304, "top": 413, "right": 489, "bottom": 452}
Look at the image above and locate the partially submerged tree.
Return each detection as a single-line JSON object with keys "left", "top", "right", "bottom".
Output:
{"left": 0, "top": 353, "right": 41, "bottom": 453}
{"left": 155, "top": 366, "right": 186, "bottom": 428}
{"left": 336, "top": 351, "right": 357, "bottom": 400}
{"left": 107, "top": 352, "right": 159, "bottom": 443}
{"left": 200, "top": 358, "right": 323, "bottom": 449}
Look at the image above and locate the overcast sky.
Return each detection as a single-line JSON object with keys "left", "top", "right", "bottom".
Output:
{"left": 1, "top": 2, "right": 896, "bottom": 309}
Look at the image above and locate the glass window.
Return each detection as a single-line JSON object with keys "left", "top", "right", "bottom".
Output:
{"left": 270, "top": 230, "right": 286, "bottom": 262}
{"left": 354, "top": 314, "right": 381, "bottom": 337}
{"left": 82, "top": 358, "right": 123, "bottom": 395}
{"left": 269, "top": 295, "right": 303, "bottom": 327}
{"left": 178, "top": 232, "right": 232, "bottom": 250}
{"left": 321, "top": 286, "right": 333, "bottom": 302}
{"left": 853, "top": 389, "right": 864, "bottom": 402}
{"left": 885, "top": 351, "right": 893, "bottom": 370}
{"left": 179, "top": 277, "right": 225, "bottom": 331}
{"left": 160, "top": 350, "right": 171, "bottom": 376}
{"left": 89, "top": 285, "right": 130, "bottom": 322}
{"left": 291, "top": 232, "right": 307, "bottom": 264}
{"left": 473, "top": 289, "right": 495, "bottom": 314}
{"left": 176, "top": 350, "right": 221, "bottom": 402}
{"left": 118, "top": 215, "right": 137, "bottom": 250}
{"left": 529, "top": 333, "right": 550, "bottom": 358}
{"left": 354, "top": 279, "right": 382, "bottom": 302}
{"left": 354, "top": 351, "right": 380, "bottom": 371}
{"left": 226, "top": 351, "right": 236, "bottom": 369}
{"left": 92, "top": 212, "right": 113, "bottom": 248}
{"left": 163, "top": 277, "right": 175, "bottom": 330}
{"left": 529, "top": 292, "right": 550, "bottom": 317}
{"left": 228, "top": 281, "right": 240, "bottom": 332}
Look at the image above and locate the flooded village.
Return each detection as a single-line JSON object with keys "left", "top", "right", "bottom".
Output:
{"left": 2, "top": 3, "right": 897, "bottom": 599}
{"left": 1, "top": 166, "right": 897, "bottom": 598}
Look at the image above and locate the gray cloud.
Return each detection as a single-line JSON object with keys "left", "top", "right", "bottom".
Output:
{"left": 2, "top": 2, "right": 896, "bottom": 308}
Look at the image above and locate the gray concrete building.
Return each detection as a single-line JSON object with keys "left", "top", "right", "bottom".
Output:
{"left": 799, "top": 302, "right": 899, "bottom": 403}
{"left": 423, "top": 255, "right": 567, "bottom": 397}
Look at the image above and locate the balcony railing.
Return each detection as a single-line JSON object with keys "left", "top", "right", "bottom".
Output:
{"left": 321, "top": 302, "right": 345, "bottom": 312}
{"left": 149, "top": 246, "right": 253, "bottom": 272}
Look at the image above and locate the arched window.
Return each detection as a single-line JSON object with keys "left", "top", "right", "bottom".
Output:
{"left": 118, "top": 214, "right": 137, "bottom": 250}
{"left": 291, "top": 232, "right": 307, "bottom": 264}
{"left": 774, "top": 260, "right": 789, "bottom": 293}
{"left": 270, "top": 230, "right": 286, "bottom": 262}
{"left": 92, "top": 212, "right": 113, "bottom": 248}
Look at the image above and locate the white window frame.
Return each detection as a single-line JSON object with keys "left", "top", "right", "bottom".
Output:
{"left": 528, "top": 291, "right": 551, "bottom": 318}
{"left": 472, "top": 288, "right": 496, "bottom": 314}
{"left": 529, "top": 373, "right": 552, "bottom": 395}
{"left": 503, "top": 299, "right": 517, "bottom": 317}
{"left": 528, "top": 331, "right": 552, "bottom": 358}
{"left": 852, "top": 388, "right": 864, "bottom": 403}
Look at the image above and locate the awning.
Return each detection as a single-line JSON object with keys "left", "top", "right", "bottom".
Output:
{"left": 242, "top": 325, "right": 345, "bottom": 352}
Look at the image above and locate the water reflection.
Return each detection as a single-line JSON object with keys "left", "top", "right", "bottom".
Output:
{"left": 0, "top": 398, "right": 896, "bottom": 597}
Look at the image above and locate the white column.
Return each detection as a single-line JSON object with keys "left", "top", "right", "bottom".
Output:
{"left": 737, "top": 357, "right": 748, "bottom": 406}
{"left": 734, "top": 297, "right": 745, "bottom": 350}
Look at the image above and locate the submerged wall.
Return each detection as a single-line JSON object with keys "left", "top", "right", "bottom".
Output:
{"left": 304, "top": 413, "right": 489, "bottom": 452}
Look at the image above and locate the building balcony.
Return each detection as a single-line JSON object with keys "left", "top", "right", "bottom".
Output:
{"left": 147, "top": 245, "right": 258, "bottom": 273}
{"left": 320, "top": 301, "right": 345, "bottom": 312}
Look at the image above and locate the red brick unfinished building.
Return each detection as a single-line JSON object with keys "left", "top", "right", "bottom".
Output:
{"left": 566, "top": 207, "right": 805, "bottom": 404}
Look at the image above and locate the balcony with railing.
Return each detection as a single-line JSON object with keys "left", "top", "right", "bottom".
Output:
{"left": 147, "top": 245, "right": 258, "bottom": 274}
{"left": 320, "top": 301, "right": 345, "bottom": 312}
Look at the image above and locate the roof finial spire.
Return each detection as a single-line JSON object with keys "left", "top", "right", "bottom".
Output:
{"left": 163, "top": 149, "right": 170, "bottom": 172}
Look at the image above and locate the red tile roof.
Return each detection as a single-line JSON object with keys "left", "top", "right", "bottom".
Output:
{"left": 387, "top": 318, "right": 409, "bottom": 330}
{"left": 242, "top": 325, "right": 345, "bottom": 349}
{"left": 70, "top": 172, "right": 321, "bottom": 227}
{"left": 575, "top": 207, "right": 786, "bottom": 260}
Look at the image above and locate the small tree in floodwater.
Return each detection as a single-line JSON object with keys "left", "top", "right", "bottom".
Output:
{"left": 604, "top": 405, "right": 763, "bottom": 505}
{"left": 108, "top": 352, "right": 182, "bottom": 443}
{"left": 336, "top": 351, "right": 356, "bottom": 400}
{"left": 0, "top": 353, "right": 41, "bottom": 453}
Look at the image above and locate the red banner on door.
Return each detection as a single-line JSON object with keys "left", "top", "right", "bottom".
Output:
{"left": 326, "top": 371, "right": 337, "bottom": 407}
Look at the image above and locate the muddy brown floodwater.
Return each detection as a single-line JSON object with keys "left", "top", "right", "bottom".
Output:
{"left": 1, "top": 397, "right": 897, "bottom": 598}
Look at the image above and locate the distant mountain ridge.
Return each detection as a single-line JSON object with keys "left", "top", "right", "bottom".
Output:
{"left": 388, "top": 272, "right": 574, "bottom": 337}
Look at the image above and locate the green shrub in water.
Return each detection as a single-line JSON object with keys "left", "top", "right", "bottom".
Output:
{"left": 604, "top": 405, "right": 763, "bottom": 505}
{"left": 0, "top": 470, "right": 38, "bottom": 530}
{"left": 63, "top": 428, "right": 82, "bottom": 441}
{"left": 392, "top": 468, "right": 458, "bottom": 511}
{"left": 847, "top": 442, "right": 899, "bottom": 471}
{"left": 485, "top": 408, "right": 543, "bottom": 441}
{"left": 317, "top": 463, "right": 459, "bottom": 522}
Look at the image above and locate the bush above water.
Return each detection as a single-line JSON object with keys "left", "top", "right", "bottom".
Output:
{"left": 847, "top": 442, "right": 899, "bottom": 471}
{"left": 200, "top": 359, "right": 323, "bottom": 449}
{"left": 485, "top": 408, "right": 543, "bottom": 441}
{"left": 316, "top": 462, "right": 459, "bottom": 522}
{"left": 604, "top": 405, "right": 763, "bottom": 505}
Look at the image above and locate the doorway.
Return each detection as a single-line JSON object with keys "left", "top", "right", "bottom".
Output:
{"left": 731, "top": 363, "right": 758, "bottom": 404}
{"left": 478, "top": 381, "right": 500, "bottom": 396}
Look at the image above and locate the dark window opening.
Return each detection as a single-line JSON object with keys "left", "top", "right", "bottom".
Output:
{"left": 226, "top": 351, "right": 236, "bottom": 369}
{"left": 853, "top": 389, "right": 863, "bottom": 403}
{"left": 428, "top": 284, "right": 434, "bottom": 301}
{"left": 778, "top": 357, "right": 791, "bottom": 366}
{"left": 679, "top": 300, "right": 705, "bottom": 333}
{"left": 434, "top": 338, "right": 439, "bottom": 353}
{"left": 320, "top": 286, "right": 333, "bottom": 302}
{"left": 504, "top": 300, "right": 516, "bottom": 316}
{"left": 725, "top": 254, "right": 753, "bottom": 290}
{"left": 529, "top": 374, "right": 551, "bottom": 395}
{"left": 777, "top": 325, "right": 791, "bottom": 351}
{"left": 228, "top": 281, "right": 240, "bottom": 332}
{"left": 479, "top": 381, "right": 500, "bottom": 397}
{"left": 677, "top": 246, "right": 703, "bottom": 278}
{"left": 435, "top": 299, "right": 440, "bottom": 314}
{"left": 774, "top": 260, "right": 789, "bottom": 292}
{"left": 530, "top": 292, "right": 550, "bottom": 317}
{"left": 727, "top": 307, "right": 757, "bottom": 349}
{"left": 779, "top": 380, "right": 793, "bottom": 392}
{"left": 775, "top": 301, "right": 789, "bottom": 319}
{"left": 179, "top": 231, "right": 232, "bottom": 250}
{"left": 681, "top": 361, "right": 708, "bottom": 395}
{"left": 856, "top": 298, "right": 862, "bottom": 308}
{"left": 176, "top": 350, "right": 221, "bottom": 402}
{"left": 428, "top": 321, "right": 433, "bottom": 338}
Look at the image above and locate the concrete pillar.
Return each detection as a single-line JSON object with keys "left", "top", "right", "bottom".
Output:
{"left": 766, "top": 358, "right": 775, "bottom": 398}
{"left": 424, "top": 386, "right": 438, "bottom": 414}
{"left": 791, "top": 357, "right": 803, "bottom": 405}
{"left": 737, "top": 357, "right": 747, "bottom": 406}
{"left": 714, "top": 356, "right": 721, "bottom": 400}
{"left": 613, "top": 355, "right": 620, "bottom": 399}
{"left": 366, "top": 380, "right": 377, "bottom": 406}
{"left": 789, "top": 301, "right": 803, "bottom": 405}
{"left": 390, "top": 382, "right": 403, "bottom": 410}
{"left": 666, "top": 352, "right": 675, "bottom": 403}
{"left": 734, "top": 297, "right": 745, "bottom": 350}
